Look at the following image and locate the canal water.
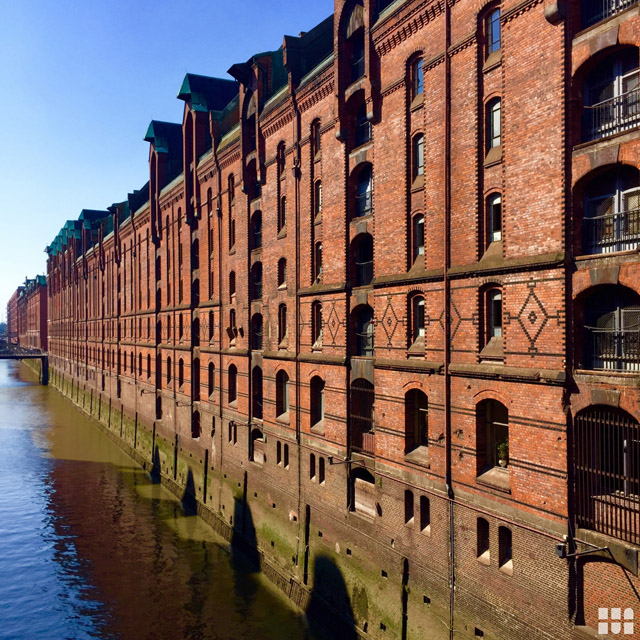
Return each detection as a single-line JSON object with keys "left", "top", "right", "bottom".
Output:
{"left": 0, "top": 361, "right": 319, "bottom": 640}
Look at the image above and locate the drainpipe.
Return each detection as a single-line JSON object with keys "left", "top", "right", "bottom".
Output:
{"left": 443, "top": 1, "right": 455, "bottom": 638}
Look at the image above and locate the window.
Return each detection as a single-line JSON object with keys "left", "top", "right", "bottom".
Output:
{"left": 251, "top": 262, "right": 262, "bottom": 300}
{"left": 487, "top": 99, "right": 501, "bottom": 150}
{"left": 191, "top": 411, "right": 201, "bottom": 439}
{"left": 314, "top": 180, "right": 322, "bottom": 218}
{"left": 355, "top": 105, "right": 371, "bottom": 147}
{"left": 277, "top": 441, "right": 282, "bottom": 465}
{"left": 412, "top": 58, "right": 424, "bottom": 98}
{"left": 228, "top": 174, "right": 235, "bottom": 203}
{"left": 208, "top": 310, "right": 214, "bottom": 341}
{"left": 252, "top": 366, "right": 263, "bottom": 419}
{"left": 251, "top": 211, "right": 262, "bottom": 249}
{"left": 405, "top": 389, "right": 428, "bottom": 453}
{"left": 310, "top": 453, "right": 316, "bottom": 480}
{"left": 208, "top": 362, "right": 215, "bottom": 397}
{"left": 278, "top": 304, "right": 287, "bottom": 345}
{"left": 404, "top": 490, "right": 414, "bottom": 525}
{"left": 250, "top": 428, "right": 265, "bottom": 465}
{"left": 412, "top": 134, "right": 424, "bottom": 179}
{"left": 498, "top": 526, "right": 513, "bottom": 575}
{"left": 351, "top": 468, "right": 376, "bottom": 517}
{"left": 276, "top": 369, "right": 289, "bottom": 417}
{"left": 311, "top": 120, "right": 321, "bottom": 157}
{"left": 229, "top": 309, "right": 237, "bottom": 344}
{"left": 147, "top": 354, "right": 151, "bottom": 378}
{"left": 228, "top": 365, "right": 237, "bottom": 405}
{"left": 138, "top": 353, "right": 142, "bottom": 376}
{"left": 277, "top": 258, "right": 287, "bottom": 288}
{"left": 488, "top": 289, "right": 502, "bottom": 340}
{"left": 192, "top": 358, "right": 200, "bottom": 400}
{"left": 575, "top": 405, "right": 640, "bottom": 544}
{"left": 355, "top": 166, "right": 373, "bottom": 217}
{"left": 314, "top": 242, "right": 323, "bottom": 282}
{"left": 277, "top": 142, "right": 286, "bottom": 178}
{"left": 349, "top": 29, "right": 365, "bottom": 83}
{"left": 167, "top": 356, "right": 172, "bottom": 384}
{"left": 229, "top": 271, "right": 236, "bottom": 301}
{"left": 251, "top": 313, "right": 263, "bottom": 350}
{"left": 477, "top": 399, "right": 509, "bottom": 474}
{"left": 312, "top": 301, "right": 323, "bottom": 346}
{"left": 319, "top": 457, "right": 325, "bottom": 484}
{"left": 350, "top": 379, "right": 375, "bottom": 454}
{"left": 486, "top": 194, "right": 502, "bottom": 245}
{"left": 284, "top": 443, "right": 289, "bottom": 469}
{"left": 278, "top": 196, "right": 287, "bottom": 233}
{"left": 354, "top": 305, "right": 374, "bottom": 357}
{"left": 310, "top": 376, "right": 325, "bottom": 427}
{"left": 477, "top": 518, "right": 490, "bottom": 565}
{"left": 413, "top": 214, "right": 425, "bottom": 261}
{"left": 485, "top": 8, "right": 501, "bottom": 56}
{"left": 410, "top": 295, "right": 425, "bottom": 343}
{"left": 228, "top": 421, "right": 237, "bottom": 444}
{"left": 420, "top": 496, "right": 431, "bottom": 534}
{"left": 178, "top": 358, "right": 184, "bottom": 388}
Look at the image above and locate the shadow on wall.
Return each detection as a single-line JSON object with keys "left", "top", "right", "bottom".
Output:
{"left": 230, "top": 494, "right": 261, "bottom": 606}
{"left": 306, "top": 554, "right": 359, "bottom": 640}
{"left": 151, "top": 446, "right": 161, "bottom": 484}
{"left": 181, "top": 468, "right": 197, "bottom": 514}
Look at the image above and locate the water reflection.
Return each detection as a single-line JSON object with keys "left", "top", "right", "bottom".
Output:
{"left": 0, "top": 362, "right": 318, "bottom": 640}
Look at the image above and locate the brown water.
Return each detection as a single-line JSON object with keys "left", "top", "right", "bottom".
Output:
{"left": 0, "top": 361, "right": 319, "bottom": 640}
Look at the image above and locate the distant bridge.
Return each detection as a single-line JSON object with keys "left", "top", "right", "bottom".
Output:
{"left": 0, "top": 343, "right": 48, "bottom": 384}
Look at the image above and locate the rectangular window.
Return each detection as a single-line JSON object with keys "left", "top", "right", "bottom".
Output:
{"left": 489, "top": 291, "right": 502, "bottom": 338}
{"left": 498, "top": 526, "right": 513, "bottom": 575}
{"left": 420, "top": 496, "right": 431, "bottom": 534}
{"left": 477, "top": 518, "right": 490, "bottom": 565}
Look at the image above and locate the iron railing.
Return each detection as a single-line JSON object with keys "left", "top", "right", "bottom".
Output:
{"left": 355, "top": 192, "right": 373, "bottom": 217}
{"left": 583, "top": 88, "right": 640, "bottom": 141}
{"left": 575, "top": 406, "right": 640, "bottom": 545}
{"left": 355, "top": 331, "right": 374, "bottom": 357}
{"left": 355, "top": 259, "right": 373, "bottom": 286}
{"left": 581, "top": 0, "right": 638, "bottom": 28}
{"left": 584, "top": 207, "right": 640, "bottom": 254}
{"left": 584, "top": 327, "right": 640, "bottom": 371}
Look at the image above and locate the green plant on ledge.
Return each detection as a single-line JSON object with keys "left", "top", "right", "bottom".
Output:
{"left": 497, "top": 440, "right": 509, "bottom": 467}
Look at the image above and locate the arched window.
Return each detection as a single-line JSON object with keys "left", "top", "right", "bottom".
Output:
{"left": 412, "top": 214, "right": 425, "bottom": 262}
{"left": 208, "top": 310, "right": 214, "bottom": 341}
{"left": 278, "top": 196, "right": 287, "bottom": 232}
{"left": 355, "top": 165, "right": 373, "bottom": 217}
{"left": 311, "top": 119, "right": 321, "bottom": 157}
{"left": 314, "top": 180, "right": 322, "bottom": 218}
{"left": 138, "top": 353, "right": 142, "bottom": 376}
{"left": 348, "top": 13, "right": 365, "bottom": 83}
{"left": 412, "top": 134, "right": 424, "bottom": 179}
{"left": 412, "top": 58, "right": 424, "bottom": 99}
{"left": 277, "top": 142, "right": 286, "bottom": 178}
{"left": 208, "top": 362, "right": 215, "bottom": 397}
{"left": 409, "top": 294, "right": 425, "bottom": 343}
{"left": 192, "top": 318, "right": 200, "bottom": 347}
{"left": 575, "top": 405, "right": 640, "bottom": 544}
{"left": 487, "top": 98, "right": 501, "bottom": 150}
{"left": 582, "top": 286, "right": 640, "bottom": 370}
{"left": 178, "top": 358, "right": 184, "bottom": 388}
{"left": 405, "top": 389, "right": 428, "bottom": 453}
{"left": 251, "top": 262, "right": 262, "bottom": 300}
{"left": 192, "top": 358, "right": 200, "bottom": 400}
{"left": 351, "top": 378, "right": 375, "bottom": 454}
{"left": 310, "top": 376, "right": 325, "bottom": 427}
{"left": 250, "top": 428, "right": 265, "bottom": 465}
{"left": 404, "top": 490, "right": 414, "bottom": 525}
{"left": 251, "top": 210, "right": 262, "bottom": 249}
{"left": 482, "top": 288, "right": 503, "bottom": 354}
{"left": 228, "top": 364, "right": 237, "bottom": 405}
{"left": 278, "top": 304, "right": 287, "bottom": 345}
{"left": 229, "top": 271, "right": 236, "bottom": 301}
{"left": 486, "top": 193, "right": 502, "bottom": 246}
{"left": 277, "top": 258, "right": 287, "bottom": 287}
{"left": 310, "top": 453, "right": 317, "bottom": 480}
{"left": 312, "top": 301, "right": 323, "bottom": 346}
{"left": 147, "top": 354, "right": 151, "bottom": 378}
{"left": 351, "top": 233, "right": 374, "bottom": 286}
{"left": 485, "top": 8, "right": 501, "bottom": 57}
{"left": 191, "top": 238, "right": 199, "bottom": 270}
{"left": 252, "top": 366, "right": 263, "bottom": 419}
{"left": 314, "top": 241, "right": 323, "bottom": 282}
{"left": 477, "top": 518, "right": 490, "bottom": 563}
{"left": 498, "top": 526, "right": 513, "bottom": 575}
{"left": 354, "top": 305, "right": 374, "bottom": 356}
{"left": 476, "top": 399, "right": 509, "bottom": 475}
{"left": 228, "top": 173, "right": 235, "bottom": 204}
{"left": 355, "top": 104, "right": 371, "bottom": 147}
{"left": 251, "top": 313, "right": 263, "bottom": 350}
{"left": 166, "top": 356, "right": 172, "bottom": 385}
{"left": 276, "top": 369, "right": 290, "bottom": 417}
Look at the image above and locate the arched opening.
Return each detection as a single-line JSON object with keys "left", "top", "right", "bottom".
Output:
{"left": 350, "top": 378, "right": 374, "bottom": 454}
{"left": 208, "top": 362, "right": 215, "bottom": 397}
{"left": 192, "top": 318, "right": 200, "bottom": 347}
{"left": 476, "top": 399, "right": 509, "bottom": 476}
{"left": 192, "top": 357, "right": 200, "bottom": 400}
{"left": 276, "top": 369, "right": 290, "bottom": 417}
{"left": 352, "top": 304, "right": 374, "bottom": 356}
{"left": 579, "top": 285, "right": 640, "bottom": 371}
{"left": 250, "top": 428, "right": 265, "bottom": 465}
{"left": 352, "top": 164, "right": 373, "bottom": 218}
{"left": 310, "top": 376, "right": 325, "bottom": 427}
{"left": 228, "top": 364, "right": 237, "bottom": 405}
{"left": 405, "top": 389, "right": 428, "bottom": 454}
{"left": 250, "top": 262, "right": 262, "bottom": 300}
{"left": 251, "top": 210, "right": 262, "bottom": 249}
{"left": 251, "top": 313, "right": 263, "bottom": 350}
{"left": 350, "top": 233, "right": 373, "bottom": 286}
{"left": 350, "top": 467, "right": 375, "bottom": 517}
{"left": 191, "top": 411, "right": 201, "bottom": 439}
{"left": 191, "top": 238, "right": 199, "bottom": 270}
{"left": 312, "top": 301, "right": 323, "bottom": 346}
{"left": 575, "top": 405, "right": 640, "bottom": 544}
{"left": 252, "top": 366, "right": 263, "bottom": 419}
{"left": 178, "top": 358, "right": 185, "bottom": 388}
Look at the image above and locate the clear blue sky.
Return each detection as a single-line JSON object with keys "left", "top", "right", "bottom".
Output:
{"left": 0, "top": 0, "right": 334, "bottom": 320}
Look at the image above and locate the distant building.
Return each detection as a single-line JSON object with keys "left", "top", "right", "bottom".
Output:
{"left": 39, "top": 0, "right": 640, "bottom": 638}
{"left": 7, "top": 277, "right": 48, "bottom": 351}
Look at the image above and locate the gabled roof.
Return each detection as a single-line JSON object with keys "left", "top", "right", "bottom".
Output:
{"left": 177, "top": 73, "right": 239, "bottom": 113}
{"left": 144, "top": 120, "right": 183, "bottom": 154}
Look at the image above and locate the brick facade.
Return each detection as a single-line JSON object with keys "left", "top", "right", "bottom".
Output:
{"left": 7, "top": 277, "right": 47, "bottom": 351}
{"left": 37, "top": 1, "right": 640, "bottom": 638}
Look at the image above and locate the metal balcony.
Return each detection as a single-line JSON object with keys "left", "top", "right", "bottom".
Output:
{"left": 584, "top": 206, "right": 640, "bottom": 254}
{"left": 583, "top": 87, "right": 640, "bottom": 141}
{"left": 581, "top": 0, "right": 638, "bottom": 28}
{"left": 584, "top": 327, "right": 640, "bottom": 371}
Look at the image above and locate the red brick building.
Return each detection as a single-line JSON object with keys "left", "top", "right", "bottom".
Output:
{"left": 6, "top": 288, "right": 22, "bottom": 345}
{"left": 6, "top": 277, "right": 47, "bottom": 351}
{"left": 42, "top": 0, "right": 640, "bottom": 637}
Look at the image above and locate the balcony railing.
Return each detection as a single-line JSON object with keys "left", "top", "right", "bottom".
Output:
{"left": 584, "top": 207, "right": 640, "bottom": 254}
{"left": 355, "top": 192, "right": 372, "bottom": 217}
{"left": 251, "top": 282, "right": 262, "bottom": 301}
{"left": 581, "top": 0, "right": 638, "bottom": 28}
{"left": 355, "top": 331, "right": 374, "bottom": 357}
{"left": 583, "top": 88, "right": 640, "bottom": 141}
{"left": 584, "top": 327, "right": 640, "bottom": 371}
{"left": 352, "top": 429, "right": 375, "bottom": 455}
{"left": 355, "top": 259, "right": 373, "bottom": 286}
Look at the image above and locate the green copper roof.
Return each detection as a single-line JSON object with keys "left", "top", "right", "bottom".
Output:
{"left": 177, "top": 74, "right": 238, "bottom": 113}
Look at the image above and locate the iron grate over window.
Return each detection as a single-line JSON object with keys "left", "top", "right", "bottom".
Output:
{"left": 575, "top": 406, "right": 640, "bottom": 545}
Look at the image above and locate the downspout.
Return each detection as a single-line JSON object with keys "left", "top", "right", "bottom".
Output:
{"left": 443, "top": 1, "right": 455, "bottom": 638}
